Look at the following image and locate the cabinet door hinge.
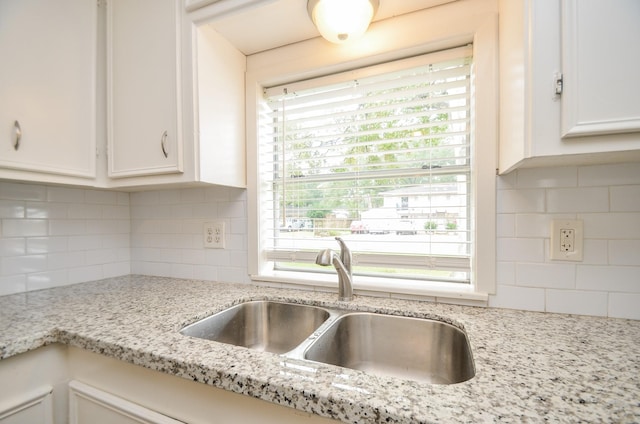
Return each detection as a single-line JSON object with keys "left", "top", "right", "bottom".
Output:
{"left": 554, "top": 72, "right": 563, "bottom": 96}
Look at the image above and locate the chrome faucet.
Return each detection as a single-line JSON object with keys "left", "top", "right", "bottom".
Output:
{"left": 315, "top": 237, "right": 353, "bottom": 301}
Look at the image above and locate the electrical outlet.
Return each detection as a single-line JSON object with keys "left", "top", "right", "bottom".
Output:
{"left": 203, "top": 221, "right": 225, "bottom": 249}
{"left": 550, "top": 219, "right": 583, "bottom": 261}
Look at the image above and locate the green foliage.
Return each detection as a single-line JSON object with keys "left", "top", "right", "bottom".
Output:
{"left": 424, "top": 221, "right": 438, "bottom": 230}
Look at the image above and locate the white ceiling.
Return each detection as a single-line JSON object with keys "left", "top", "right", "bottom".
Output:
{"left": 204, "top": 0, "right": 458, "bottom": 55}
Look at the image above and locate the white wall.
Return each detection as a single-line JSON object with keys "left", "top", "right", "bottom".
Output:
{"left": 1, "top": 162, "right": 638, "bottom": 320}
{"left": 490, "top": 162, "right": 640, "bottom": 320}
{"left": 0, "top": 181, "right": 130, "bottom": 295}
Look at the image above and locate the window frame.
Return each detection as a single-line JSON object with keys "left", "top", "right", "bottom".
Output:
{"left": 246, "top": 2, "right": 498, "bottom": 302}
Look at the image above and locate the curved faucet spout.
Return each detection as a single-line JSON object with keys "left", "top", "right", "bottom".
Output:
{"left": 315, "top": 238, "right": 353, "bottom": 301}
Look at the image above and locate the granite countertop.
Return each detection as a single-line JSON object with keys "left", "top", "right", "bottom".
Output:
{"left": 0, "top": 275, "right": 639, "bottom": 423}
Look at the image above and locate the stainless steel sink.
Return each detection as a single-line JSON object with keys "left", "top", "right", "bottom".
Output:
{"left": 179, "top": 301, "right": 330, "bottom": 354}
{"left": 180, "top": 302, "right": 474, "bottom": 384}
{"left": 303, "top": 313, "right": 475, "bottom": 384}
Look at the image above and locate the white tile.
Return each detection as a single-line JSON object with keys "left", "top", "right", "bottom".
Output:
{"left": 49, "top": 220, "right": 86, "bottom": 236}
{"left": 547, "top": 187, "right": 609, "bottom": 213}
{"left": 609, "top": 240, "right": 640, "bottom": 265}
{"left": 102, "top": 234, "right": 130, "bottom": 249}
{"left": 0, "top": 200, "right": 25, "bottom": 218}
{"left": 157, "top": 189, "right": 181, "bottom": 204}
{"left": 515, "top": 214, "right": 554, "bottom": 238}
{"left": 130, "top": 191, "right": 159, "bottom": 205}
{"left": 516, "top": 263, "right": 575, "bottom": 289}
{"left": 218, "top": 266, "right": 249, "bottom": 284}
{"left": 497, "top": 238, "right": 545, "bottom": 262}
{"left": 1, "top": 238, "right": 26, "bottom": 256}
{"left": 577, "top": 265, "right": 640, "bottom": 293}
{"left": 496, "top": 172, "right": 517, "bottom": 190}
{"left": 85, "top": 189, "right": 118, "bottom": 205}
{"left": 171, "top": 263, "right": 195, "bottom": 279}
{"left": 86, "top": 248, "right": 118, "bottom": 266}
{"left": 497, "top": 189, "right": 545, "bottom": 213}
{"left": 2, "top": 255, "right": 47, "bottom": 275}
{"left": 27, "top": 237, "right": 68, "bottom": 254}
{"left": 581, "top": 239, "right": 608, "bottom": 265}
{"left": 579, "top": 163, "right": 640, "bottom": 187}
{"left": 68, "top": 235, "right": 102, "bottom": 251}
{"left": 608, "top": 292, "right": 640, "bottom": 320}
{"left": 219, "top": 201, "right": 246, "bottom": 218}
{"left": 101, "top": 205, "right": 130, "bottom": 220}
{"left": 27, "top": 270, "right": 68, "bottom": 291}
{"left": 116, "top": 192, "right": 130, "bottom": 206}
{"left": 488, "top": 284, "right": 545, "bottom": 312}
{"left": 182, "top": 249, "right": 206, "bottom": 265}
{"left": 192, "top": 203, "right": 217, "bottom": 219}
{"left": 26, "top": 202, "right": 67, "bottom": 219}
{"left": 546, "top": 289, "right": 608, "bottom": 317}
{"left": 0, "top": 182, "right": 46, "bottom": 201}
{"left": 68, "top": 204, "right": 103, "bottom": 219}
{"left": 47, "top": 251, "right": 86, "bottom": 270}
{"left": 103, "top": 261, "right": 130, "bottom": 278}
{"left": 2, "top": 219, "right": 48, "bottom": 237}
{"left": 205, "top": 249, "right": 231, "bottom": 266}
{"left": 192, "top": 264, "right": 218, "bottom": 281}
{"left": 582, "top": 213, "right": 640, "bottom": 239}
{"left": 68, "top": 265, "right": 103, "bottom": 285}
{"left": 205, "top": 186, "right": 232, "bottom": 202}
{"left": 180, "top": 188, "right": 206, "bottom": 203}
{"left": 47, "top": 186, "right": 84, "bottom": 203}
{"left": 496, "top": 214, "right": 515, "bottom": 237}
{"left": 171, "top": 204, "right": 194, "bottom": 219}
{"left": 610, "top": 185, "right": 640, "bottom": 212}
{"left": 0, "top": 274, "right": 27, "bottom": 295}
{"left": 496, "top": 261, "right": 515, "bottom": 284}
{"left": 516, "top": 166, "right": 577, "bottom": 188}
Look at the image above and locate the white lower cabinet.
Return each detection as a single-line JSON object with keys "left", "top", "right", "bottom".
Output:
{"left": 0, "top": 345, "right": 337, "bottom": 424}
{"left": 0, "top": 345, "right": 68, "bottom": 424}
{"left": 0, "top": 388, "right": 53, "bottom": 424}
{"left": 69, "top": 381, "right": 182, "bottom": 424}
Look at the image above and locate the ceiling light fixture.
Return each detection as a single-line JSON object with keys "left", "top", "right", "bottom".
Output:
{"left": 307, "top": 0, "right": 380, "bottom": 44}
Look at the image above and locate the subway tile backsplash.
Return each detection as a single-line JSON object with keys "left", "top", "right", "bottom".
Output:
{"left": 0, "top": 182, "right": 130, "bottom": 294}
{"left": 491, "top": 162, "right": 640, "bottom": 320}
{"left": 1, "top": 162, "right": 639, "bottom": 319}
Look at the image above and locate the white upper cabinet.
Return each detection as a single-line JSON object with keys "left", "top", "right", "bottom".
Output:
{"left": 103, "top": 0, "right": 246, "bottom": 189}
{"left": 106, "top": 0, "right": 183, "bottom": 179}
{"left": 499, "top": 0, "right": 640, "bottom": 173}
{"left": 560, "top": 0, "right": 640, "bottom": 138}
{"left": 0, "top": 0, "right": 97, "bottom": 184}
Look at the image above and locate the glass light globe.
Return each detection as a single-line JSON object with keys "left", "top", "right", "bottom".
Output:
{"left": 310, "top": 0, "right": 377, "bottom": 44}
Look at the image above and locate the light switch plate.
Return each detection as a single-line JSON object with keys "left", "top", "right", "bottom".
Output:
{"left": 550, "top": 219, "right": 583, "bottom": 261}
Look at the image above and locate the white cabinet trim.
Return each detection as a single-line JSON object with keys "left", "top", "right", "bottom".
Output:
{"left": 0, "top": 386, "right": 53, "bottom": 424}
{"left": 69, "top": 380, "right": 184, "bottom": 424}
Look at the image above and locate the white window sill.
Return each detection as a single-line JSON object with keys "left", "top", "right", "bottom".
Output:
{"left": 250, "top": 271, "right": 489, "bottom": 306}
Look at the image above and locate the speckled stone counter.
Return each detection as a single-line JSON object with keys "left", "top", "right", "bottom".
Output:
{"left": 1, "top": 275, "right": 639, "bottom": 423}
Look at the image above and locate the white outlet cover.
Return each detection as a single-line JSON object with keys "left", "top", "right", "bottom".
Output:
{"left": 550, "top": 219, "right": 583, "bottom": 261}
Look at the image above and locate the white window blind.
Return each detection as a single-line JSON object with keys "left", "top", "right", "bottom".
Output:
{"left": 259, "top": 46, "right": 473, "bottom": 285}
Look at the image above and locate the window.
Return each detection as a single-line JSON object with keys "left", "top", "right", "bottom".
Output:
{"left": 247, "top": 6, "right": 497, "bottom": 301}
{"left": 257, "top": 46, "right": 477, "bottom": 288}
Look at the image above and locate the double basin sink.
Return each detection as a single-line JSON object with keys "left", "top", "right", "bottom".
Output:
{"left": 179, "top": 300, "right": 475, "bottom": 384}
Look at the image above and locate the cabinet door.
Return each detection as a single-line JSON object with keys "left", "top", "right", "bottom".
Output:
{"left": 107, "top": 0, "right": 183, "bottom": 178}
{"left": 561, "top": 0, "right": 640, "bottom": 137}
{"left": 0, "top": 388, "right": 53, "bottom": 424}
{"left": 0, "top": 0, "right": 97, "bottom": 179}
{"left": 69, "top": 381, "right": 183, "bottom": 424}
